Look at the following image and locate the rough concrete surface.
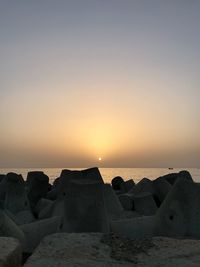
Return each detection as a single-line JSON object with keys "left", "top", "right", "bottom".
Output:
{"left": 0, "top": 237, "right": 22, "bottom": 267}
{"left": 24, "top": 233, "right": 200, "bottom": 267}
{"left": 136, "top": 237, "right": 200, "bottom": 267}
{"left": 24, "top": 233, "right": 132, "bottom": 267}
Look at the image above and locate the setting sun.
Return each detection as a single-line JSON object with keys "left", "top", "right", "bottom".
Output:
{"left": 98, "top": 157, "right": 102, "bottom": 161}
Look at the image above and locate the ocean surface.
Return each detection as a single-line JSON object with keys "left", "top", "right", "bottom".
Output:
{"left": 0, "top": 167, "right": 199, "bottom": 184}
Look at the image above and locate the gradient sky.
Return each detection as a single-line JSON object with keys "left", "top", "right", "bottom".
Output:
{"left": 0, "top": 0, "right": 199, "bottom": 168}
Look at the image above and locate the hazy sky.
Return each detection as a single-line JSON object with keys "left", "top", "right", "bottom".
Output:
{"left": 0, "top": 0, "right": 199, "bottom": 168}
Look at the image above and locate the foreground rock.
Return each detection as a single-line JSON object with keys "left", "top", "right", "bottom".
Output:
{"left": 155, "top": 176, "right": 200, "bottom": 238}
{"left": 24, "top": 232, "right": 200, "bottom": 267}
{"left": 136, "top": 237, "right": 200, "bottom": 267}
{"left": 24, "top": 233, "right": 133, "bottom": 267}
{"left": 0, "top": 237, "right": 22, "bottom": 267}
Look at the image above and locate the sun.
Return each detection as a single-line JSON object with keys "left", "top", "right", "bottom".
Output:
{"left": 98, "top": 157, "right": 102, "bottom": 161}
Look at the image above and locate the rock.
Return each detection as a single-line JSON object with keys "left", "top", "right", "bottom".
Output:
{"left": 0, "top": 174, "right": 5, "bottom": 182}
{"left": 0, "top": 172, "right": 23, "bottom": 201}
{"left": 61, "top": 180, "right": 109, "bottom": 233}
{"left": 159, "top": 170, "right": 193, "bottom": 186}
{"left": 136, "top": 237, "right": 200, "bottom": 267}
{"left": 178, "top": 170, "right": 193, "bottom": 181}
{"left": 81, "top": 167, "right": 104, "bottom": 183}
{"left": 153, "top": 177, "right": 172, "bottom": 204}
{"left": 34, "top": 198, "right": 53, "bottom": 217}
{"left": 46, "top": 188, "right": 57, "bottom": 200}
{"left": 110, "top": 216, "right": 155, "bottom": 239}
{"left": 5, "top": 209, "right": 35, "bottom": 225}
{"left": 26, "top": 171, "right": 49, "bottom": 210}
{"left": 37, "top": 201, "right": 55, "bottom": 219}
{"left": 162, "top": 172, "right": 179, "bottom": 185}
{"left": 0, "top": 175, "right": 7, "bottom": 202}
{"left": 52, "top": 177, "right": 60, "bottom": 188}
{"left": 24, "top": 232, "right": 133, "bottom": 267}
{"left": 24, "top": 233, "right": 200, "bottom": 267}
{"left": 38, "top": 180, "right": 110, "bottom": 233}
{"left": 154, "top": 176, "right": 200, "bottom": 238}
{"left": 118, "top": 194, "right": 133, "bottom": 211}
{"left": 20, "top": 216, "right": 62, "bottom": 253}
{"left": 0, "top": 208, "right": 26, "bottom": 245}
{"left": 49, "top": 167, "right": 104, "bottom": 199}
{"left": 133, "top": 192, "right": 157, "bottom": 216}
{"left": 129, "top": 178, "right": 154, "bottom": 196}
{"left": 103, "top": 184, "right": 124, "bottom": 219}
{"left": 0, "top": 237, "right": 22, "bottom": 267}
{"left": 4, "top": 173, "right": 32, "bottom": 217}
{"left": 124, "top": 179, "right": 135, "bottom": 192}
{"left": 111, "top": 176, "right": 125, "bottom": 193}
{"left": 45, "top": 197, "right": 64, "bottom": 219}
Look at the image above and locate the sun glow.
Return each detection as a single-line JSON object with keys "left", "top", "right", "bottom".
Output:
{"left": 98, "top": 157, "right": 102, "bottom": 161}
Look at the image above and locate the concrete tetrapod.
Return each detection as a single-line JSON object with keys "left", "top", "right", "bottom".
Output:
{"left": 153, "top": 177, "right": 172, "bottom": 204}
{"left": 129, "top": 178, "right": 154, "bottom": 196}
{"left": 26, "top": 171, "right": 49, "bottom": 210}
{"left": 0, "top": 237, "right": 22, "bottom": 267}
{"left": 0, "top": 208, "right": 26, "bottom": 245}
{"left": 133, "top": 192, "right": 157, "bottom": 216}
{"left": 47, "top": 167, "right": 104, "bottom": 200}
{"left": 111, "top": 176, "right": 126, "bottom": 194}
{"left": 0, "top": 174, "right": 5, "bottom": 182}
{"left": 118, "top": 194, "right": 133, "bottom": 211}
{"left": 4, "top": 173, "right": 34, "bottom": 224}
{"left": 81, "top": 167, "right": 104, "bottom": 183}
{"left": 124, "top": 179, "right": 135, "bottom": 192}
{"left": 34, "top": 198, "right": 54, "bottom": 218}
{"left": 20, "top": 216, "right": 62, "bottom": 253}
{"left": 103, "top": 184, "right": 124, "bottom": 219}
{"left": 154, "top": 176, "right": 200, "bottom": 239}
{"left": 38, "top": 196, "right": 65, "bottom": 219}
{"left": 0, "top": 175, "right": 7, "bottom": 201}
{"left": 5, "top": 209, "right": 35, "bottom": 225}
{"left": 158, "top": 170, "right": 193, "bottom": 186}
{"left": 24, "top": 233, "right": 133, "bottom": 267}
{"left": 61, "top": 180, "right": 109, "bottom": 233}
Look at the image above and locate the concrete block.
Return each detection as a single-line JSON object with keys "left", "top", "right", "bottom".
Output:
{"left": 24, "top": 233, "right": 132, "bottom": 267}
{"left": 154, "top": 177, "right": 200, "bottom": 239}
{"left": 103, "top": 184, "right": 123, "bottom": 218}
{"left": 20, "top": 216, "right": 62, "bottom": 253}
{"left": 124, "top": 179, "right": 135, "bottom": 192}
{"left": 62, "top": 180, "right": 109, "bottom": 233}
{"left": 111, "top": 176, "right": 126, "bottom": 193}
{"left": 0, "top": 237, "right": 22, "bottom": 267}
{"left": 26, "top": 171, "right": 49, "bottom": 209}
{"left": 133, "top": 192, "right": 157, "bottom": 216}
{"left": 51, "top": 167, "right": 104, "bottom": 199}
{"left": 153, "top": 177, "right": 172, "bottom": 204}
{"left": 129, "top": 178, "right": 154, "bottom": 196}
{"left": 5, "top": 209, "right": 35, "bottom": 225}
{"left": 118, "top": 194, "right": 133, "bottom": 211}
{"left": 34, "top": 198, "right": 53, "bottom": 217}
{"left": 0, "top": 208, "right": 26, "bottom": 245}
{"left": 4, "top": 173, "right": 31, "bottom": 215}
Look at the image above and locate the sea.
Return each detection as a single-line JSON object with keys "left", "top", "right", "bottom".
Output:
{"left": 0, "top": 167, "right": 199, "bottom": 184}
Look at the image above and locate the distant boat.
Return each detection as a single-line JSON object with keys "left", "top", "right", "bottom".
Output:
{"left": 168, "top": 167, "right": 173, "bottom": 170}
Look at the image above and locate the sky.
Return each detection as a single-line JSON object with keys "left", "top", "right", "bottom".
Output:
{"left": 0, "top": 0, "right": 199, "bottom": 168}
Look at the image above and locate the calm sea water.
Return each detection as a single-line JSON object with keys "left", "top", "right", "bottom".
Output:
{"left": 0, "top": 168, "right": 199, "bottom": 184}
